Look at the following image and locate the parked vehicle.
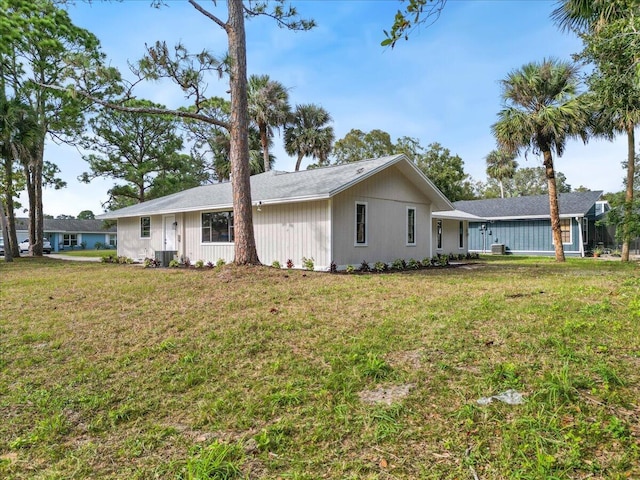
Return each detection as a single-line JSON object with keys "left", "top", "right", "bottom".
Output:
{"left": 19, "top": 238, "right": 52, "bottom": 254}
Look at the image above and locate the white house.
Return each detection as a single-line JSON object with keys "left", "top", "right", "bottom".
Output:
{"left": 98, "top": 155, "right": 467, "bottom": 270}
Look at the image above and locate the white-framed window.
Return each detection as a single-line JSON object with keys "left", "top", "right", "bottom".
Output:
{"left": 459, "top": 221, "right": 464, "bottom": 249}
{"left": 202, "top": 211, "right": 234, "bottom": 243}
{"left": 436, "top": 219, "right": 443, "bottom": 249}
{"left": 140, "top": 217, "right": 151, "bottom": 238}
{"left": 560, "top": 218, "right": 571, "bottom": 244}
{"left": 355, "top": 202, "right": 367, "bottom": 246}
{"left": 582, "top": 218, "right": 588, "bottom": 244}
{"left": 63, "top": 234, "right": 78, "bottom": 247}
{"left": 406, "top": 207, "right": 416, "bottom": 246}
{"left": 108, "top": 234, "right": 117, "bottom": 247}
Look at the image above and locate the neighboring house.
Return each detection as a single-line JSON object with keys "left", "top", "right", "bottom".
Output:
{"left": 14, "top": 218, "right": 117, "bottom": 252}
{"left": 98, "top": 155, "right": 462, "bottom": 270}
{"left": 448, "top": 191, "right": 609, "bottom": 257}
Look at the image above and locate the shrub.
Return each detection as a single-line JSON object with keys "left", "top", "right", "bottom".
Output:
{"left": 407, "top": 258, "right": 421, "bottom": 269}
{"left": 286, "top": 259, "right": 294, "bottom": 269}
{"left": 359, "top": 261, "right": 370, "bottom": 272}
{"left": 271, "top": 260, "right": 281, "bottom": 269}
{"left": 206, "top": 261, "right": 215, "bottom": 268}
{"left": 216, "top": 258, "right": 226, "bottom": 268}
{"left": 391, "top": 258, "right": 406, "bottom": 270}
{"left": 194, "top": 260, "right": 205, "bottom": 269}
{"left": 80, "top": 241, "right": 87, "bottom": 250}
{"left": 330, "top": 261, "right": 337, "bottom": 273}
{"left": 95, "top": 242, "right": 104, "bottom": 250}
{"left": 345, "top": 264, "right": 355, "bottom": 273}
{"left": 302, "top": 257, "right": 314, "bottom": 271}
{"left": 143, "top": 257, "right": 161, "bottom": 268}
{"left": 374, "top": 261, "right": 387, "bottom": 272}
{"left": 169, "top": 259, "right": 180, "bottom": 268}
{"left": 183, "top": 257, "right": 191, "bottom": 267}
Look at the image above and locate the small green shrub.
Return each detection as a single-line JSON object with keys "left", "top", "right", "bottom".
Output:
{"left": 302, "top": 257, "right": 314, "bottom": 271}
{"left": 374, "top": 261, "right": 387, "bottom": 272}
{"left": 345, "top": 264, "right": 355, "bottom": 273}
{"left": 95, "top": 241, "right": 104, "bottom": 250}
{"left": 407, "top": 258, "right": 421, "bottom": 269}
{"left": 169, "top": 259, "right": 180, "bottom": 268}
{"left": 391, "top": 258, "right": 406, "bottom": 270}
{"left": 143, "top": 257, "right": 161, "bottom": 268}
{"left": 359, "top": 261, "right": 370, "bottom": 272}
{"left": 194, "top": 260, "right": 205, "bottom": 269}
{"left": 216, "top": 258, "right": 226, "bottom": 268}
{"left": 271, "top": 260, "right": 281, "bottom": 269}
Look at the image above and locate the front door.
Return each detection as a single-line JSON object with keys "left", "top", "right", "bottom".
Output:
{"left": 164, "top": 215, "right": 176, "bottom": 251}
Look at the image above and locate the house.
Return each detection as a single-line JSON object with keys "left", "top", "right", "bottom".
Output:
{"left": 98, "top": 155, "right": 464, "bottom": 270}
{"left": 14, "top": 218, "right": 117, "bottom": 252}
{"left": 448, "top": 191, "right": 609, "bottom": 257}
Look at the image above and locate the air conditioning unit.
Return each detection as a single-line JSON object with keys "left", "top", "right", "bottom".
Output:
{"left": 491, "top": 243, "right": 505, "bottom": 255}
{"left": 155, "top": 250, "right": 177, "bottom": 267}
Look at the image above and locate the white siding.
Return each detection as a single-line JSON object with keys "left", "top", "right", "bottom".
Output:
{"left": 117, "top": 215, "right": 164, "bottom": 260}
{"left": 254, "top": 200, "right": 330, "bottom": 269}
{"left": 432, "top": 218, "right": 468, "bottom": 255}
{"left": 332, "top": 166, "right": 433, "bottom": 267}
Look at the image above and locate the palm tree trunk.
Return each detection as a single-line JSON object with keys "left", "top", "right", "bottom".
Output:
{"left": 295, "top": 152, "right": 304, "bottom": 172}
{"left": 0, "top": 199, "right": 13, "bottom": 262}
{"left": 499, "top": 180, "right": 505, "bottom": 199}
{"left": 621, "top": 124, "right": 635, "bottom": 262}
{"left": 543, "top": 149, "right": 565, "bottom": 262}
{"left": 227, "top": 0, "right": 259, "bottom": 265}
{"left": 259, "top": 122, "right": 270, "bottom": 172}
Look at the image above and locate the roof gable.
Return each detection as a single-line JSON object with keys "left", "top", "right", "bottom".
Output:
{"left": 453, "top": 191, "right": 603, "bottom": 219}
{"left": 99, "top": 155, "right": 453, "bottom": 219}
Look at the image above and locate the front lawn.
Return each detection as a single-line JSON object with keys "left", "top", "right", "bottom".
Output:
{"left": 0, "top": 257, "right": 638, "bottom": 479}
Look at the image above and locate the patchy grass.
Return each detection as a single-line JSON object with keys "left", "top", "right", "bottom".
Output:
{"left": 0, "top": 256, "right": 639, "bottom": 479}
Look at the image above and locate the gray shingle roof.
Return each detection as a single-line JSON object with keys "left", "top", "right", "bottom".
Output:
{"left": 99, "top": 155, "right": 453, "bottom": 219}
{"left": 15, "top": 218, "right": 116, "bottom": 233}
{"left": 453, "top": 191, "right": 603, "bottom": 219}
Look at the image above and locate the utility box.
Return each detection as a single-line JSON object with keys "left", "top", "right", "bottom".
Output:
{"left": 491, "top": 243, "right": 505, "bottom": 255}
{"left": 155, "top": 250, "right": 177, "bottom": 267}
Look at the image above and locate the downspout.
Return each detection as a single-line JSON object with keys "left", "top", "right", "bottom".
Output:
{"left": 576, "top": 216, "right": 584, "bottom": 258}
{"left": 428, "top": 203, "right": 433, "bottom": 259}
{"left": 328, "top": 199, "right": 333, "bottom": 271}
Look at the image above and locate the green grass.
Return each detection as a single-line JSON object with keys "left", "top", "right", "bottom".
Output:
{"left": 53, "top": 249, "right": 114, "bottom": 258}
{"left": 1, "top": 256, "right": 639, "bottom": 479}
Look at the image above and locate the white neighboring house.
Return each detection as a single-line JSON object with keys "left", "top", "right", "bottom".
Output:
{"left": 98, "top": 155, "right": 465, "bottom": 270}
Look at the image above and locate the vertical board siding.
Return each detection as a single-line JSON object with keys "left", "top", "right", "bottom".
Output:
{"left": 183, "top": 211, "right": 234, "bottom": 264}
{"left": 332, "top": 166, "right": 432, "bottom": 266}
{"left": 433, "top": 218, "right": 468, "bottom": 255}
{"left": 468, "top": 218, "right": 582, "bottom": 255}
{"left": 254, "top": 200, "right": 330, "bottom": 269}
{"left": 117, "top": 216, "right": 164, "bottom": 260}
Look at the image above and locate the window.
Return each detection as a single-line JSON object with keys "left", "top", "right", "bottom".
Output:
{"left": 202, "top": 211, "right": 234, "bottom": 243}
{"left": 140, "top": 217, "right": 151, "bottom": 238}
{"left": 560, "top": 218, "right": 571, "bottom": 244}
{"left": 355, "top": 202, "right": 367, "bottom": 245}
{"left": 108, "top": 234, "right": 117, "bottom": 247}
{"left": 582, "top": 218, "right": 588, "bottom": 244}
{"left": 459, "top": 221, "right": 464, "bottom": 249}
{"left": 436, "top": 219, "right": 443, "bottom": 249}
{"left": 406, "top": 207, "right": 416, "bottom": 245}
{"left": 63, "top": 234, "right": 78, "bottom": 247}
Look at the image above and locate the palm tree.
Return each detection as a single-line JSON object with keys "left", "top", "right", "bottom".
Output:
{"left": 247, "top": 74, "right": 290, "bottom": 173}
{"left": 284, "top": 104, "right": 334, "bottom": 171}
{"left": 485, "top": 149, "right": 518, "bottom": 198}
{"left": 554, "top": 0, "right": 640, "bottom": 261}
{"left": 492, "top": 59, "right": 591, "bottom": 262}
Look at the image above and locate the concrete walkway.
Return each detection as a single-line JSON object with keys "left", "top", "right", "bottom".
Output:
{"left": 46, "top": 254, "right": 102, "bottom": 262}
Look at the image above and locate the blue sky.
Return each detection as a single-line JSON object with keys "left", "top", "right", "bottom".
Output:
{"left": 37, "top": 0, "right": 630, "bottom": 216}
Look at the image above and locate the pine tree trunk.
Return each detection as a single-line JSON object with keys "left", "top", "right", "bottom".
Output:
{"left": 544, "top": 149, "right": 565, "bottom": 262}
{"left": 621, "top": 125, "right": 635, "bottom": 262}
{"left": 227, "top": 0, "right": 259, "bottom": 265}
{"left": 3, "top": 158, "right": 20, "bottom": 257}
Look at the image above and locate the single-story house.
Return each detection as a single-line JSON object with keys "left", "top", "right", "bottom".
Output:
{"left": 14, "top": 218, "right": 117, "bottom": 252}
{"left": 98, "top": 155, "right": 466, "bottom": 270}
{"left": 449, "top": 191, "right": 609, "bottom": 257}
